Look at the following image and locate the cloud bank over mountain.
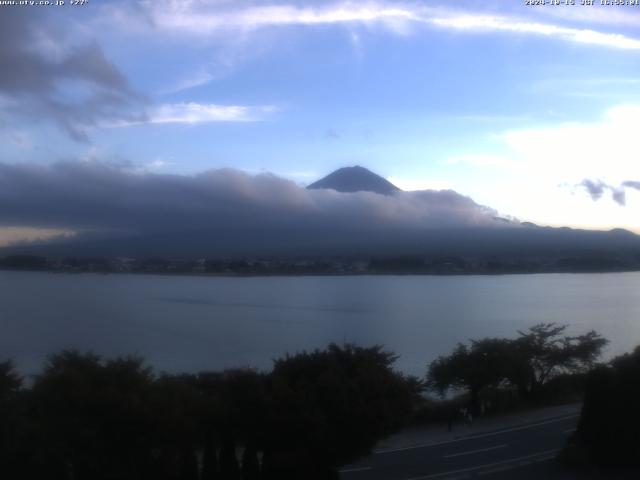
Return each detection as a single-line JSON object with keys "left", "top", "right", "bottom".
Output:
{"left": 0, "top": 161, "right": 502, "bottom": 238}
{"left": 3, "top": 161, "right": 639, "bottom": 259}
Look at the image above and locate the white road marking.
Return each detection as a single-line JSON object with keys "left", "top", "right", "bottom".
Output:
{"left": 403, "top": 448, "right": 560, "bottom": 480}
{"left": 375, "top": 413, "right": 579, "bottom": 454}
{"left": 444, "top": 444, "right": 507, "bottom": 459}
{"left": 339, "top": 466, "right": 372, "bottom": 473}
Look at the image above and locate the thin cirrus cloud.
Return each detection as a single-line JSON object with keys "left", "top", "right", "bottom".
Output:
{"left": 158, "top": 71, "right": 215, "bottom": 95}
{"left": 108, "top": 102, "right": 276, "bottom": 127}
{"left": 427, "top": 14, "right": 640, "bottom": 50}
{"left": 144, "top": 2, "right": 420, "bottom": 33}
{"left": 140, "top": 1, "right": 640, "bottom": 50}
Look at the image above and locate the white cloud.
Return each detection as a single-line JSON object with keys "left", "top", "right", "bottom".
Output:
{"left": 499, "top": 104, "right": 640, "bottom": 183}
{"left": 110, "top": 102, "right": 276, "bottom": 126}
{"left": 452, "top": 104, "right": 640, "bottom": 232}
{"left": 138, "top": 1, "right": 640, "bottom": 51}
{"left": 0, "top": 161, "right": 504, "bottom": 241}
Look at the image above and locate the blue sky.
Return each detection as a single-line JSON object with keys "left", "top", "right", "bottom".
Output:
{"left": 2, "top": 0, "right": 640, "bottom": 244}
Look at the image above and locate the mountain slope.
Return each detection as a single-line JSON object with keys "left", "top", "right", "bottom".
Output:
{"left": 307, "top": 166, "right": 400, "bottom": 195}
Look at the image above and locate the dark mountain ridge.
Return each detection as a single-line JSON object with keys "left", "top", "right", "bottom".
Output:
{"left": 4, "top": 224, "right": 640, "bottom": 263}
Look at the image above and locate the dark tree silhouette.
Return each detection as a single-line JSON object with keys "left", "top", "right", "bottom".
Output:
{"left": 1, "top": 344, "right": 419, "bottom": 480}
{"left": 509, "top": 323, "right": 608, "bottom": 399}
{"left": 265, "top": 343, "right": 419, "bottom": 477}
{"left": 181, "top": 449, "right": 200, "bottom": 480}
{"left": 24, "top": 351, "right": 158, "bottom": 480}
{"left": 0, "top": 360, "right": 23, "bottom": 478}
{"left": 148, "top": 373, "right": 202, "bottom": 480}
{"left": 0, "top": 360, "right": 21, "bottom": 396}
{"left": 564, "top": 345, "right": 640, "bottom": 471}
{"left": 197, "top": 368, "right": 268, "bottom": 479}
{"left": 241, "top": 442, "right": 260, "bottom": 480}
{"left": 427, "top": 338, "right": 511, "bottom": 414}
{"left": 218, "top": 434, "right": 240, "bottom": 480}
{"left": 427, "top": 324, "right": 608, "bottom": 411}
{"left": 201, "top": 429, "right": 220, "bottom": 480}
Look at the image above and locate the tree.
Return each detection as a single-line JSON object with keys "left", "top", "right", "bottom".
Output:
{"left": 1, "top": 345, "right": 421, "bottom": 480}
{"left": 427, "top": 338, "right": 511, "bottom": 414}
{"left": 426, "top": 325, "right": 608, "bottom": 411}
{"left": 0, "top": 360, "right": 23, "bottom": 477}
{"left": 201, "top": 429, "right": 220, "bottom": 480}
{"left": 218, "top": 434, "right": 240, "bottom": 480}
{"left": 265, "top": 344, "right": 419, "bottom": 477}
{"left": 509, "top": 323, "right": 608, "bottom": 398}
{"left": 0, "top": 360, "right": 21, "bottom": 397}
{"left": 563, "top": 345, "right": 640, "bottom": 470}
{"left": 148, "top": 373, "right": 203, "bottom": 480}
{"left": 241, "top": 442, "right": 260, "bottom": 480}
{"left": 24, "top": 351, "right": 157, "bottom": 480}
{"left": 197, "top": 368, "right": 268, "bottom": 479}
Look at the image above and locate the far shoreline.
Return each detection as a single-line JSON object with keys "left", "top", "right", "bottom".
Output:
{"left": 2, "top": 266, "right": 640, "bottom": 278}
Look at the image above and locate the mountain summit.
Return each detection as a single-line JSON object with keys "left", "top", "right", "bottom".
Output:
{"left": 307, "top": 166, "right": 401, "bottom": 195}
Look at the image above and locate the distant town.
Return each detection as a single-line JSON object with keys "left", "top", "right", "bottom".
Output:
{"left": 3, "top": 253, "right": 639, "bottom": 276}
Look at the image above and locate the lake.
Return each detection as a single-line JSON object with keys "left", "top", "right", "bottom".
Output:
{"left": 2, "top": 271, "right": 640, "bottom": 377}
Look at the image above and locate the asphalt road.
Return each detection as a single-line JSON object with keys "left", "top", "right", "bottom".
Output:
{"left": 339, "top": 413, "right": 579, "bottom": 480}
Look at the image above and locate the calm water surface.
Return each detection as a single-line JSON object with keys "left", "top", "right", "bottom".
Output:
{"left": 3, "top": 271, "right": 640, "bottom": 376}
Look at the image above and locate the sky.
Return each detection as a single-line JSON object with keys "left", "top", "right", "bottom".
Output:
{"left": 1, "top": 0, "right": 640, "bottom": 246}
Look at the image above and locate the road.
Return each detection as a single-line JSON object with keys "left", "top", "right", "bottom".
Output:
{"left": 339, "top": 412, "right": 579, "bottom": 480}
